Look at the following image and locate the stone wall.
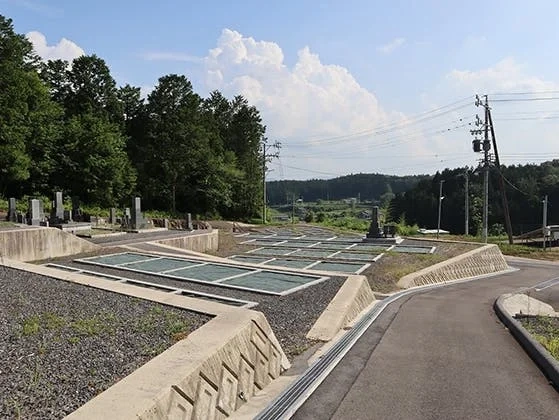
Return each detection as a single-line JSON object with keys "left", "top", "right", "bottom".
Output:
{"left": 397, "top": 244, "right": 509, "bottom": 288}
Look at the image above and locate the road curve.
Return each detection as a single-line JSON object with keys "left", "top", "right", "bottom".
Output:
{"left": 293, "top": 260, "right": 559, "bottom": 420}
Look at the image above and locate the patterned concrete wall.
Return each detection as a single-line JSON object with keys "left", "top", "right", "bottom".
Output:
{"left": 397, "top": 244, "right": 509, "bottom": 289}
{"left": 67, "top": 310, "right": 290, "bottom": 420}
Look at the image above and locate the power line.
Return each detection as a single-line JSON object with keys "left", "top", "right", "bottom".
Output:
{"left": 285, "top": 97, "right": 473, "bottom": 146}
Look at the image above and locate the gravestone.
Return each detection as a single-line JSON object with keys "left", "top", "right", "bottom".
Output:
{"left": 366, "top": 206, "right": 382, "bottom": 239}
{"left": 52, "top": 191, "right": 64, "bottom": 222}
{"left": 8, "top": 198, "right": 16, "bottom": 222}
{"left": 63, "top": 210, "right": 72, "bottom": 222}
{"left": 131, "top": 197, "right": 144, "bottom": 230}
{"left": 109, "top": 208, "right": 117, "bottom": 225}
{"left": 124, "top": 207, "right": 131, "bottom": 228}
{"left": 72, "top": 196, "right": 82, "bottom": 221}
{"left": 186, "top": 213, "right": 193, "bottom": 230}
{"left": 28, "top": 199, "right": 41, "bottom": 226}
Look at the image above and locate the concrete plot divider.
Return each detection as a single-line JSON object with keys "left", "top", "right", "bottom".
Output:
{"left": 153, "top": 230, "right": 219, "bottom": 254}
{"left": 67, "top": 310, "right": 290, "bottom": 420}
{"left": 397, "top": 244, "right": 509, "bottom": 289}
{"left": 0, "top": 227, "right": 99, "bottom": 262}
{"left": 307, "top": 275, "right": 376, "bottom": 341}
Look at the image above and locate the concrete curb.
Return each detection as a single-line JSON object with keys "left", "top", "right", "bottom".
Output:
{"left": 494, "top": 294, "right": 559, "bottom": 390}
{"left": 306, "top": 275, "right": 375, "bottom": 341}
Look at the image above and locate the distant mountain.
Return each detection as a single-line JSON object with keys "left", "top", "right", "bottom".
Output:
{"left": 266, "top": 173, "right": 429, "bottom": 205}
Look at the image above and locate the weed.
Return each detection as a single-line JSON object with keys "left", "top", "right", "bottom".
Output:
{"left": 43, "top": 312, "right": 65, "bottom": 330}
{"left": 67, "top": 336, "right": 80, "bottom": 344}
{"left": 21, "top": 316, "right": 40, "bottom": 336}
{"left": 71, "top": 317, "right": 105, "bottom": 336}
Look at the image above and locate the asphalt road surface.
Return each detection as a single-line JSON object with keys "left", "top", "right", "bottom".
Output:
{"left": 293, "top": 259, "right": 559, "bottom": 420}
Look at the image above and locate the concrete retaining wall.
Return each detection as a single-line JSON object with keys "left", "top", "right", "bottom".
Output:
{"left": 307, "top": 275, "right": 375, "bottom": 341}
{"left": 154, "top": 230, "right": 219, "bottom": 254}
{"left": 66, "top": 310, "right": 289, "bottom": 420}
{"left": 397, "top": 244, "right": 509, "bottom": 289}
{"left": 0, "top": 227, "right": 99, "bottom": 262}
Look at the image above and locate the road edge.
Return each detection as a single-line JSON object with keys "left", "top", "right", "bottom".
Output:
{"left": 494, "top": 294, "right": 559, "bottom": 391}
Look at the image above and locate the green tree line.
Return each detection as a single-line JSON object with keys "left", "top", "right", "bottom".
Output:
{"left": 0, "top": 15, "right": 266, "bottom": 219}
{"left": 266, "top": 173, "right": 428, "bottom": 205}
{"left": 389, "top": 161, "right": 559, "bottom": 235}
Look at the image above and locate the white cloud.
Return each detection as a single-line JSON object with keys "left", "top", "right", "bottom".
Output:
{"left": 186, "top": 29, "right": 442, "bottom": 179}
{"left": 141, "top": 51, "right": 202, "bottom": 63}
{"left": 376, "top": 37, "right": 405, "bottom": 54}
{"left": 447, "top": 57, "right": 557, "bottom": 93}
{"left": 26, "top": 31, "right": 84, "bottom": 61}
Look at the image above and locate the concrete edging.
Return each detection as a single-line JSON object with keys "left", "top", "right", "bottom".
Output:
{"left": 397, "top": 244, "right": 509, "bottom": 288}
{"left": 494, "top": 294, "right": 559, "bottom": 390}
{"left": 306, "top": 275, "right": 375, "bottom": 341}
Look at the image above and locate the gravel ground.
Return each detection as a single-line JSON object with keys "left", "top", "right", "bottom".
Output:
{"left": 0, "top": 267, "right": 211, "bottom": 420}
{"left": 60, "top": 261, "right": 345, "bottom": 358}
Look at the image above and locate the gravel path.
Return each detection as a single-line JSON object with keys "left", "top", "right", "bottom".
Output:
{"left": 0, "top": 267, "right": 211, "bottom": 419}
{"left": 60, "top": 261, "right": 345, "bottom": 358}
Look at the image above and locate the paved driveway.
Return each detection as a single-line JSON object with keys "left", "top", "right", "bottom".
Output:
{"left": 293, "top": 260, "right": 559, "bottom": 419}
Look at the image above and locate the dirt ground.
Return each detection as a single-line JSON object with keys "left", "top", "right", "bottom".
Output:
{"left": 207, "top": 221, "right": 480, "bottom": 293}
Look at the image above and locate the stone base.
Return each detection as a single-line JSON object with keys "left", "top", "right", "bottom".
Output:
{"left": 362, "top": 235, "right": 403, "bottom": 244}
{"left": 52, "top": 222, "right": 92, "bottom": 233}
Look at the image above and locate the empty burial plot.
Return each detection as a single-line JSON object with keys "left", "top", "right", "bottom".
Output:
{"left": 230, "top": 256, "right": 369, "bottom": 274}
{"left": 229, "top": 255, "right": 273, "bottom": 264}
{"left": 328, "top": 251, "right": 383, "bottom": 262}
{"left": 288, "top": 249, "right": 338, "bottom": 258}
{"left": 77, "top": 252, "right": 327, "bottom": 295}
{"left": 390, "top": 245, "right": 436, "bottom": 254}
{"left": 350, "top": 244, "right": 390, "bottom": 252}
{"left": 0, "top": 267, "right": 210, "bottom": 420}
{"left": 248, "top": 247, "right": 299, "bottom": 256}
{"left": 45, "top": 263, "right": 257, "bottom": 308}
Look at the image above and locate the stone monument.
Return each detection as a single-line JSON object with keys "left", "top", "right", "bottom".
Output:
{"left": 109, "top": 207, "right": 117, "bottom": 225}
{"left": 52, "top": 191, "right": 64, "bottom": 222}
{"left": 71, "top": 196, "right": 82, "bottom": 221}
{"left": 28, "top": 199, "right": 41, "bottom": 226}
{"left": 131, "top": 197, "right": 144, "bottom": 230}
{"left": 7, "top": 198, "right": 16, "bottom": 222}
{"left": 366, "top": 206, "right": 383, "bottom": 239}
{"left": 186, "top": 213, "right": 193, "bottom": 230}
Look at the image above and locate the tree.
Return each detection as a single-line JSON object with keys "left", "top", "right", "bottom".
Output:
{"left": 0, "top": 15, "right": 62, "bottom": 197}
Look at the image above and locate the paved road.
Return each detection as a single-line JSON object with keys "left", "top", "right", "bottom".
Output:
{"left": 294, "top": 260, "right": 559, "bottom": 420}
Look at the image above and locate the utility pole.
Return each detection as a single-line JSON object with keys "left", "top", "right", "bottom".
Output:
{"left": 472, "top": 95, "right": 491, "bottom": 244}
{"left": 437, "top": 180, "right": 445, "bottom": 239}
{"left": 464, "top": 171, "right": 469, "bottom": 235}
{"left": 483, "top": 96, "right": 489, "bottom": 243}
{"left": 261, "top": 138, "right": 281, "bottom": 225}
{"left": 543, "top": 195, "right": 548, "bottom": 251}
{"left": 291, "top": 194, "right": 295, "bottom": 224}
{"left": 487, "top": 107, "right": 514, "bottom": 244}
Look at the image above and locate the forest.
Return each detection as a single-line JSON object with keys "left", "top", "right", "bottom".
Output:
{"left": 0, "top": 15, "right": 267, "bottom": 219}
{"left": 388, "top": 162, "right": 559, "bottom": 235}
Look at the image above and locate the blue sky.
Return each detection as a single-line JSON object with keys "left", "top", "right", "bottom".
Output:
{"left": 3, "top": 0, "right": 559, "bottom": 180}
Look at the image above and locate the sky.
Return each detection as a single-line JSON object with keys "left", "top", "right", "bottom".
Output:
{"left": 3, "top": 0, "right": 559, "bottom": 181}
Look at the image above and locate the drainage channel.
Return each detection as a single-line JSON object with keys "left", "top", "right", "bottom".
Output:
{"left": 255, "top": 269, "right": 516, "bottom": 420}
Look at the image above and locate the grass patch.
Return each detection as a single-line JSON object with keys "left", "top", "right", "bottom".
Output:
{"left": 519, "top": 316, "right": 559, "bottom": 360}
{"left": 21, "top": 316, "right": 40, "bottom": 336}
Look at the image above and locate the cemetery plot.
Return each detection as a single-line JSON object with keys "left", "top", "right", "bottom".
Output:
{"left": 288, "top": 249, "right": 338, "bottom": 258}
{"left": 390, "top": 245, "right": 436, "bottom": 254}
{"left": 248, "top": 247, "right": 299, "bottom": 256}
{"left": 310, "top": 261, "right": 370, "bottom": 273}
{"left": 263, "top": 258, "right": 317, "bottom": 269}
{"left": 328, "top": 251, "right": 383, "bottom": 262}
{"left": 76, "top": 252, "right": 328, "bottom": 295}
{"left": 45, "top": 263, "right": 257, "bottom": 308}
{"left": 229, "top": 255, "right": 273, "bottom": 264}
{"left": 350, "top": 244, "right": 390, "bottom": 252}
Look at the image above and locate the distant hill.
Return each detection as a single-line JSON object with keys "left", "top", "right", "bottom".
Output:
{"left": 266, "top": 173, "right": 429, "bottom": 205}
